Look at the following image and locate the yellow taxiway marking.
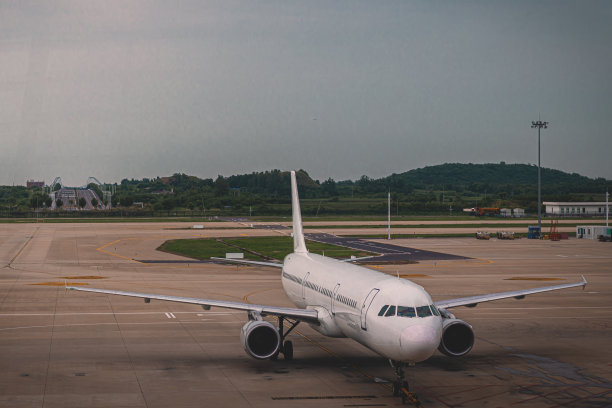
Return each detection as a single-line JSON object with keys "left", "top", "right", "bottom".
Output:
{"left": 96, "top": 234, "right": 217, "bottom": 264}
{"left": 400, "top": 257, "right": 494, "bottom": 269}
{"left": 30, "top": 282, "right": 88, "bottom": 286}
{"left": 57, "top": 276, "right": 107, "bottom": 280}
{"left": 96, "top": 239, "right": 144, "bottom": 263}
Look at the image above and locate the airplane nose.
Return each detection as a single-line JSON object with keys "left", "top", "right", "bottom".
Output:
{"left": 399, "top": 324, "right": 439, "bottom": 362}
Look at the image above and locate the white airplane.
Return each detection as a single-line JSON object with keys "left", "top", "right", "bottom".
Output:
{"left": 70, "top": 171, "right": 586, "bottom": 396}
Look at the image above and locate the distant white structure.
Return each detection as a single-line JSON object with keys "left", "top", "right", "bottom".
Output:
{"left": 576, "top": 225, "right": 611, "bottom": 239}
{"left": 544, "top": 202, "right": 608, "bottom": 216}
{"left": 513, "top": 208, "right": 525, "bottom": 217}
{"left": 500, "top": 208, "right": 512, "bottom": 217}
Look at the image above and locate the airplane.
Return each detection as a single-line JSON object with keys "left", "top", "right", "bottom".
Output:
{"left": 70, "top": 171, "right": 587, "bottom": 398}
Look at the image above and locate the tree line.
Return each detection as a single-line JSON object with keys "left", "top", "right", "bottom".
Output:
{"left": 1, "top": 164, "right": 610, "bottom": 216}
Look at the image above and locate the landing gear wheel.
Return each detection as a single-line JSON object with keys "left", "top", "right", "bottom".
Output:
{"left": 392, "top": 381, "right": 401, "bottom": 397}
{"left": 390, "top": 360, "right": 409, "bottom": 398}
{"left": 283, "top": 340, "right": 293, "bottom": 361}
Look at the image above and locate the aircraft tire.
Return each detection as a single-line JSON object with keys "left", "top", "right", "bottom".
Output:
{"left": 393, "top": 382, "right": 400, "bottom": 397}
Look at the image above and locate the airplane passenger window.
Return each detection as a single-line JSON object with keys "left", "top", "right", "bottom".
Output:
{"left": 416, "top": 305, "right": 432, "bottom": 317}
{"left": 385, "top": 305, "right": 396, "bottom": 317}
{"left": 378, "top": 305, "right": 389, "bottom": 316}
{"left": 397, "top": 306, "right": 416, "bottom": 317}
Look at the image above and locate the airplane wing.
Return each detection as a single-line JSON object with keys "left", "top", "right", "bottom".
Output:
{"left": 68, "top": 286, "right": 319, "bottom": 324}
{"left": 210, "top": 257, "right": 283, "bottom": 268}
{"left": 435, "top": 276, "right": 587, "bottom": 309}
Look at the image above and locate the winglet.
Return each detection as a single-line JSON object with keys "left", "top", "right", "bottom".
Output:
{"left": 581, "top": 275, "right": 587, "bottom": 290}
{"left": 290, "top": 171, "right": 307, "bottom": 254}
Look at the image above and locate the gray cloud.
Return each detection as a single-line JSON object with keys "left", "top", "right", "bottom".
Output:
{"left": 1, "top": 0, "right": 611, "bottom": 186}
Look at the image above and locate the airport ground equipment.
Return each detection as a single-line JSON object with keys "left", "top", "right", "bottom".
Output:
{"left": 464, "top": 207, "right": 501, "bottom": 216}
{"left": 528, "top": 225, "right": 541, "bottom": 239}
{"left": 475, "top": 231, "right": 490, "bottom": 240}
{"left": 496, "top": 231, "right": 515, "bottom": 240}
{"left": 549, "top": 220, "right": 560, "bottom": 241}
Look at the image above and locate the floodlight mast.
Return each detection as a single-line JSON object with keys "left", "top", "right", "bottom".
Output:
{"left": 531, "top": 120, "right": 548, "bottom": 235}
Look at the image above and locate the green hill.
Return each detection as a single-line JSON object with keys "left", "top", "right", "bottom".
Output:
{"left": 381, "top": 163, "right": 608, "bottom": 194}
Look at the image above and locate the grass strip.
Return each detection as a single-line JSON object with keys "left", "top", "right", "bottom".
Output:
{"left": 158, "top": 236, "right": 376, "bottom": 261}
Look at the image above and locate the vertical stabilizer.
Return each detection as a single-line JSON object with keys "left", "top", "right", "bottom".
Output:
{"left": 290, "top": 171, "right": 308, "bottom": 254}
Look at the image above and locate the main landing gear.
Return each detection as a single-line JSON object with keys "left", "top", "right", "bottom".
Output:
{"left": 275, "top": 316, "right": 299, "bottom": 361}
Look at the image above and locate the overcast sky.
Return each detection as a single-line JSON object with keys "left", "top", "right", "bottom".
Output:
{"left": 1, "top": 1, "right": 611, "bottom": 186}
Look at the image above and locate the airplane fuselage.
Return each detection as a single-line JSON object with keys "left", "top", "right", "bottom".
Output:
{"left": 282, "top": 252, "right": 443, "bottom": 363}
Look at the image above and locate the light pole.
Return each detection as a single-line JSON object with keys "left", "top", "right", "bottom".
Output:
{"left": 531, "top": 119, "right": 548, "bottom": 236}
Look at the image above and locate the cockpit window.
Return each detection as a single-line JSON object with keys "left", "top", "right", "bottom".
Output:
{"left": 385, "top": 305, "right": 396, "bottom": 317}
{"left": 416, "top": 305, "right": 433, "bottom": 317}
{"left": 378, "top": 305, "right": 389, "bottom": 316}
{"left": 430, "top": 304, "right": 440, "bottom": 316}
{"left": 397, "top": 306, "right": 416, "bottom": 317}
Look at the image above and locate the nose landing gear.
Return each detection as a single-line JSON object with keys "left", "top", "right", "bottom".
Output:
{"left": 389, "top": 360, "right": 421, "bottom": 406}
{"left": 390, "top": 360, "right": 409, "bottom": 396}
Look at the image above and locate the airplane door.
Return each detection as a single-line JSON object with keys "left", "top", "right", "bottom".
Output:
{"left": 301, "top": 272, "right": 310, "bottom": 301}
{"left": 360, "top": 289, "right": 379, "bottom": 330}
{"left": 331, "top": 283, "right": 340, "bottom": 315}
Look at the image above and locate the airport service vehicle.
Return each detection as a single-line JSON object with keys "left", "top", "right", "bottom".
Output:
{"left": 71, "top": 171, "right": 586, "bottom": 397}
{"left": 463, "top": 207, "right": 501, "bottom": 216}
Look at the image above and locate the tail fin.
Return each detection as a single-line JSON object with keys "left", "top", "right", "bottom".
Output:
{"left": 290, "top": 171, "right": 308, "bottom": 254}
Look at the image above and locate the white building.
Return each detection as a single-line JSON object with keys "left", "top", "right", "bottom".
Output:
{"left": 543, "top": 202, "right": 609, "bottom": 217}
{"left": 500, "top": 208, "right": 512, "bottom": 217}
{"left": 513, "top": 208, "right": 525, "bottom": 217}
{"left": 576, "top": 225, "right": 611, "bottom": 239}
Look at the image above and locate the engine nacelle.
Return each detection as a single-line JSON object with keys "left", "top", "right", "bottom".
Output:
{"left": 438, "top": 318, "right": 474, "bottom": 357}
{"left": 240, "top": 320, "right": 281, "bottom": 359}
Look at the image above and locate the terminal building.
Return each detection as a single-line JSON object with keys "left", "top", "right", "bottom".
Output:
{"left": 543, "top": 202, "right": 609, "bottom": 217}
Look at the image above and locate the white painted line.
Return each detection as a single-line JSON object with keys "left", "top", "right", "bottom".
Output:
{"left": 164, "top": 312, "right": 176, "bottom": 319}
{"left": 0, "top": 321, "right": 242, "bottom": 332}
{"left": 0, "top": 311, "right": 242, "bottom": 317}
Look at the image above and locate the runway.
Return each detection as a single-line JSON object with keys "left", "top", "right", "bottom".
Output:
{"left": 1, "top": 222, "right": 610, "bottom": 407}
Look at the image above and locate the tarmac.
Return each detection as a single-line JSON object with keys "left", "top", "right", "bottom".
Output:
{"left": 1, "top": 222, "right": 610, "bottom": 407}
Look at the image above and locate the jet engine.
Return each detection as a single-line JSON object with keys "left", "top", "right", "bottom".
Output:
{"left": 438, "top": 318, "right": 474, "bottom": 357}
{"left": 240, "top": 320, "right": 281, "bottom": 359}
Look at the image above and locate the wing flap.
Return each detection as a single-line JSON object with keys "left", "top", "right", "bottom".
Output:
{"left": 69, "top": 286, "right": 318, "bottom": 324}
{"left": 435, "top": 276, "right": 587, "bottom": 309}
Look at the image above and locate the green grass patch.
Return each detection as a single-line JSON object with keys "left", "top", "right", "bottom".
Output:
{"left": 158, "top": 236, "right": 375, "bottom": 261}
{"left": 157, "top": 238, "right": 255, "bottom": 260}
